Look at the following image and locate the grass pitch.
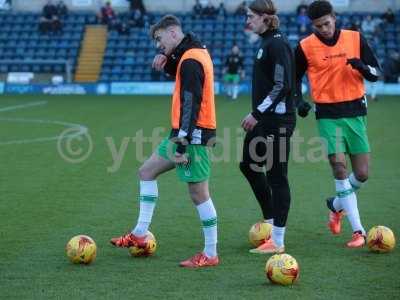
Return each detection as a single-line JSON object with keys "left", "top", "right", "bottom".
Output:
{"left": 0, "top": 94, "right": 399, "bottom": 299}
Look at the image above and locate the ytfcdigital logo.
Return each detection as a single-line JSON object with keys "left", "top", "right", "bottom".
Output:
{"left": 57, "top": 126, "right": 93, "bottom": 164}
{"left": 56, "top": 126, "right": 335, "bottom": 172}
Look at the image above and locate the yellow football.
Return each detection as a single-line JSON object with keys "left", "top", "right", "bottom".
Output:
{"left": 265, "top": 253, "right": 299, "bottom": 286}
{"left": 128, "top": 231, "right": 157, "bottom": 257}
{"left": 66, "top": 235, "right": 97, "bottom": 264}
{"left": 367, "top": 226, "right": 396, "bottom": 253}
{"left": 249, "top": 222, "right": 272, "bottom": 247}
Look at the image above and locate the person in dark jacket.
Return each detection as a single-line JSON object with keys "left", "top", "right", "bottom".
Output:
{"left": 241, "top": 0, "right": 297, "bottom": 255}
{"left": 111, "top": 15, "right": 219, "bottom": 269}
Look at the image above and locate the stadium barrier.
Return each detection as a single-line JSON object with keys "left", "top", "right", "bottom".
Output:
{"left": 0, "top": 60, "right": 73, "bottom": 83}
{"left": 1, "top": 81, "right": 399, "bottom": 96}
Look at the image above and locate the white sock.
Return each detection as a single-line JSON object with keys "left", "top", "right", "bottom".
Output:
{"left": 333, "top": 197, "right": 343, "bottom": 212}
{"left": 132, "top": 180, "right": 158, "bottom": 237}
{"left": 196, "top": 199, "right": 218, "bottom": 257}
{"left": 232, "top": 84, "right": 239, "bottom": 99}
{"left": 335, "top": 179, "right": 365, "bottom": 235}
{"left": 264, "top": 219, "right": 273, "bottom": 224}
{"left": 271, "top": 225, "right": 285, "bottom": 248}
{"left": 227, "top": 84, "right": 232, "bottom": 96}
{"left": 349, "top": 173, "right": 363, "bottom": 191}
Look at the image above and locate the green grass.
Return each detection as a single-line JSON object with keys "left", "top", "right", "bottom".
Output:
{"left": 0, "top": 94, "right": 399, "bottom": 299}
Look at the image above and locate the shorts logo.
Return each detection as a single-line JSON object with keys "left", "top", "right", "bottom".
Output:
{"left": 257, "top": 49, "right": 263, "bottom": 59}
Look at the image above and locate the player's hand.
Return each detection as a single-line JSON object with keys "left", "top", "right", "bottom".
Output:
{"left": 297, "top": 100, "right": 312, "bottom": 118}
{"left": 173, "top": 153, "right": 189, "bottom": 165}
{"left": 241, "top": 113, "right": 258, "bottom": 132}
{"left": 346, "top": 58, "right": 366, "bottom": 72}
{"left": 152, "top": 54, "right": 167, "bottom": 71}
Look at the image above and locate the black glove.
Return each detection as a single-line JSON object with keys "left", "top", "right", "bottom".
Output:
{"left": 297, "top": 100, "right": 312, "bottom": 118}
{"left": 346, "top": 58, "right": 367, "bottom": 72}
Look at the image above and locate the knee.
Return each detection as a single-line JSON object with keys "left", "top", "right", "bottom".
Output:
{"left": 189, "top": 186, "right": 209, "bottom": 204}
{"left": 138, "top": 165, "right": 153, "bottom": 181}
{"left": 355, "top": 171, "right": 368, "bottom": 183}
{"left": 330, "top": 162, "right": 347, "bottom": 179}
{"left": 267, "top": 174, "right": 288, "bottom": 188}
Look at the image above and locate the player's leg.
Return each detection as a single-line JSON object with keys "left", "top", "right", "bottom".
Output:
{"left": 239, "top": 126, "right": 274, "bottom": 225}
{"left": 347, "top": 115, "right": 370, "bottom": 191}
{"left": 328, "top": 152, "right": 365, "bottom": 247}
{"left": 250, "top": 127, "right": 293, "bottom": 254}
{"left": 339, "top": 117, "right": 370, "bottom": 246}
{"left": 224, "top": 74, "right": 232, "bottom": 98}
{"left": 178, "top": 146, "right": 219, "bottom": 268}
{"left": 349, "top": 153, "right": 369, "bottom": 191}
{"left": 318, "top": 118, "right": 347, "bottom": 235}
{"left": 186, "top": 181, "right": 218, "bottom": 261}
{"left": 110, "top": 139, "right": 175, "bottom": 247}
{"left": 232, "top": 74, "right": 240, "bottom": 100}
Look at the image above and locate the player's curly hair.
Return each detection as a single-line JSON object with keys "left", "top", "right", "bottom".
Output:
{"left": 249, "top": 0, "right": 280, "bottom": 30}
{"left": 149, "top": 15, "right": 181, "bottom": 39}
{"left": 307, "top": 0, "right": 334, "bottom": 20}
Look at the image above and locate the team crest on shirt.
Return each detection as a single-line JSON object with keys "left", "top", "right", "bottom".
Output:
{"left": 257, "top": 48, "right": 263, "bottom": 59}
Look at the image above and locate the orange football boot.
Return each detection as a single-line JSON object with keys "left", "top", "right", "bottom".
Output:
{"left": 180, "top": 252, "right": 219, "bottom": 268}
{"left": 249, "top": 238, "right": 285, "bottom": 254}
{"left": 110, "top": 232, "right": 146, "bottom": 248}
{"left": 346, "top": 232, "right": 366, "bottom": 248}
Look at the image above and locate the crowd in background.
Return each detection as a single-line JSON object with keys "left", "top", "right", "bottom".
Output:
{"left": 0, "top": 0, "right": 399, "bottom": 83}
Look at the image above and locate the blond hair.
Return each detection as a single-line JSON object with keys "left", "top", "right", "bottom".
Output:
{"left": 249, "top": 0, "right": 280, "bottom": 30}
{"left": 149, "top": 15, "right": 181, "bottom": 39}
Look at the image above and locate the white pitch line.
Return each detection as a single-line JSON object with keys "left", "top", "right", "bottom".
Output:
{"left": 0, "top": 118, "right": 88, "bottom": 146}
{"left": 0, "top": 101, "right": 48, "bottom": 113}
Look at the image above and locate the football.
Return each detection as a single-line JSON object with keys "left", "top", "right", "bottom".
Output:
{"left": 265, "top": 253, "right": 299, "bottom": 285}
{"left": 249, "top": 222, "right": 272, "bottom": 247}
{"left": 367, "top": 226, "right": 396, "bottom": 253}
{"left": 65, "top": 235, "right": 97, "bottom": 264}
{"left": 128, "top": 231, "right": 157, "bottom": 257}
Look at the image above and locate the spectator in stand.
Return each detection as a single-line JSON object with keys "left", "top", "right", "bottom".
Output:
{"left": 203, "top": 1, "right": 217, "bottom": 20}
{"left": 192, "top": 0, "right": 204, "bottom": 19}
{"left": 361, "top": 15, "right": 380, "bottom": 40}
{"left": 4, "top": 0, "right": 12, "bottom": 10}
{"left": 56, "top": 0, "right": 68, "bottom": 17}
{"left": 127, "top": 0, "right": 146, "bottom": 15}
{"left": 39, "top": 0, "right": 62, "bottom": 35}
{"left": 216, "top": 2, "right": 227, "bottom": 21}
{"left": 99, "top": 1, "right": 118, "bottom": 29}
{"left": 296, "top": 0, "right": 308, "bottom": 15}
{"left": 128, "top": 7, "right": 144, "bottom": 28}
{"left": 381, "top": 8, "right": 395, "bottom": 24}
{"left": 383, "top": 51, "right": 400, "bottom": 83}
{"left": 348, "top": 18, "right": 360, "bottom": 31}
{"left": 235, "top": 1, "right": 247, "bottom": 16}
{"left": 297, "top": 6, "right": 311, "bottom": 36}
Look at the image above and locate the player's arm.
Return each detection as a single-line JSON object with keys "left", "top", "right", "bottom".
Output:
{"left": 163, "top": 54, "right": 179, "bottom": 77}
{"left": 346, "top": 34, "right": 381, "bottom": 82}
{"left": 175, "top": 59, "right": 205, "bottom": 155}
{"left": 294, "top": 44, "right": 312, "bottom": 118}
{"left": 152, "top": 53, "right": 178, "bottom": 78}
{"left": 251, "top": 39, "right": 292, "bottom": 120}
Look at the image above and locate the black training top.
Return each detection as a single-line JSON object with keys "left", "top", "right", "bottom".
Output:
{"left": 251, "top": 29, "right": 296, "bottom": 127}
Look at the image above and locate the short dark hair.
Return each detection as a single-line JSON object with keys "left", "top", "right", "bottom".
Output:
{"left": 149, "top": 15, "right": 181, "bottom": 39}
{"left": 248, "top": 0, "right": 280, "bottom": 30}
{"left": 308, "top": 0, "right": 334, "bottom": 20}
